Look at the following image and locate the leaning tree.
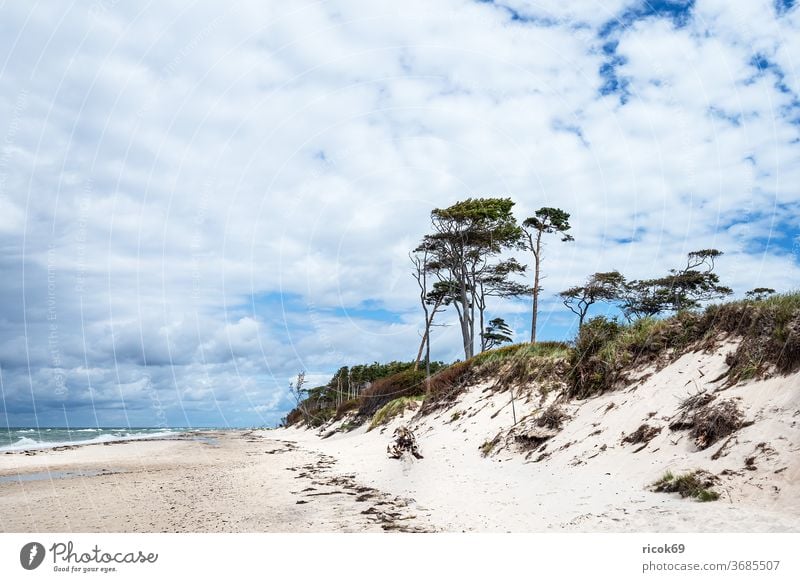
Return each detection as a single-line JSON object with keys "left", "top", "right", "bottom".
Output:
{"left": 521, "top": 207, "right": 573, "bottom": 343}
{"left": 418, "top": 197, "right": 523, "bottom": 359}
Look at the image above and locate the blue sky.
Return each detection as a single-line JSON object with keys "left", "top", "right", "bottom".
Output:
{"left": 1, "top": 0, "right": 799, "bottom": 427}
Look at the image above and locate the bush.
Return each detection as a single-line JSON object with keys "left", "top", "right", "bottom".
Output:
{"left": 569, "top": 316, "right": 623, "bottom": 399}
{"left": 368, "top": 396, "right": 423, "bottom": 431}
{"left": 708, "top": 293, "right": 800, "bottom": 383}
{"left": 420, "top": 342, "right": 571, "bottom": 415}
{"left": 669, "top": 395, "right": 745, "bottom": 449}
{"left": 356, "top": 369, "right": 427, "bottom": 420}
{"left": 420, "top": 360, "right": 479, "bottom": 413}
{"left": 652, "top": 470, "right": 720, "bottom": 502}
{"left": 569, "top": 293, "right": 800, "bottom": 398}
{"left": 334, "top": 398, "right": 359, "bottom": 420}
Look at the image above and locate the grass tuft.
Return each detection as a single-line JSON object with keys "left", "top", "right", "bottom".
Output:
{"left": 652, "top": 470, "right": 720, "bottom": 502}
{"left": 368, "top": 396, "right": 423, "bottom": 431}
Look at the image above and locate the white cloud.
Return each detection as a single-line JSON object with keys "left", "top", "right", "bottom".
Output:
{"left": 0, "top": 0, "right": 798, "bottom": 426}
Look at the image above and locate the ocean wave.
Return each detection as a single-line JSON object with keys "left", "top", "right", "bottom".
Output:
{"left": 0, "top": 430, "right": 181, "bottom": 452}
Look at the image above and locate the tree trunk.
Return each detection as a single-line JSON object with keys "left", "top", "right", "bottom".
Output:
{"left": 530, "top": 233, "right": 542, "bottom": 344}
{"left": 478, "top": 300, "right": 486, "bottom": 353}
{"left": 414, "top": 299, "right": 432, "bottom": 371}
{"left": 458, "top": 275, "right": 473, "bottom": 360}
{"left": 414, "top": 329, "right": 428, "bottom": 372}
{"left": 461, "top": 316, "right": 472, "bottom": 359}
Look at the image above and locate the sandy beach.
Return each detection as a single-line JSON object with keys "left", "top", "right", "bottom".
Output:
{"left": 0, "top": 432, "right": 433, "bottom": 533}
{"left": 2, "top": 344, "right": 798, "bottom": 533}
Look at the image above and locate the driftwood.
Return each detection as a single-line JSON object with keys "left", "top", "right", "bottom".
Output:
{"left": 387, "top": 426, "right": 423, "bottom": 460}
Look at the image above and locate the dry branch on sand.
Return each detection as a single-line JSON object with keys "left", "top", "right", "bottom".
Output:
{"left": 622, "top": 423, "right": 662, "bottom": 445}
{"left": 669, "top": 393, "right": 746, "bottom": 450}
{"left": 387, "top": 426, "right": 423, "bottom": 460}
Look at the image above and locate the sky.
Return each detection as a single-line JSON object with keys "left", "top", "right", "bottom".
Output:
{"left": 0, "top": 0, "right": 799, "bottom": 428}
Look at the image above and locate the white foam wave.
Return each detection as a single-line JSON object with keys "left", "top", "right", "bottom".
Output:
{"left": 0, "top": 430, "right": 180, "bottom": 452}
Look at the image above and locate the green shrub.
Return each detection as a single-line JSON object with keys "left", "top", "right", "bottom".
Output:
{"left": 356, "top": 368, "right": 428, "bottom": 420}
{"left": 569, "top": 293, "right": 800, "bottom": 398}
{"left": 368, "top": 396, "right": 423, "bottom": 431}
{"left": 652, "top": 470, "right": 720, "bottom": 502}
{"left": 420, "top": 342, "right": 571, "bottom": 415}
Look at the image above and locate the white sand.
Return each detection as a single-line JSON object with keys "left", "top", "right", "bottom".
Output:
{"left": 2, "top": 344, "right": 797, "bottom": 532}
{"left": 0, "top": 432, "right": 433, "bottom": 532}
{"left": 280, "top": 344, "right": 800, "bottom": 532}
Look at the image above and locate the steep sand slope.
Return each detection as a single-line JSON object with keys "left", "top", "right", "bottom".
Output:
{"left": 280, "top": 344, "right": 800, "bottom": 532}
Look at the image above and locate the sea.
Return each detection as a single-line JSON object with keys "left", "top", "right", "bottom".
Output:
{"left": 0, "top": 427, "right": 198, "bottom": 452}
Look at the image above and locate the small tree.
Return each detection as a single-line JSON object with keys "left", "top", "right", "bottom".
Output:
{"left": 288, "top": 371, "right": 308, "bottom": 422}
{"left": 559, "top": 271, "right": 625, "bottom": 329}
{"left": 620, "top": 249, "right": 732, "bottom": 319}
{"left": 475, "top": 258, "right": 530, "bottom": 352}
{"left": 410, "top": 248, "right": 454, "bottom": 373}
{"left": 483, "top": 317, "right": 514, "bottom": 350}
{"left": 745, "top": 287, "right": 775, "bottom": 301}
{"left": 522, "top": 208, "right": 573, "bottom": 343}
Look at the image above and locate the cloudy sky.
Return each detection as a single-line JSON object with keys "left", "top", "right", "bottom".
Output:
{"left": 0, "top": 0, "right": 798, "bottom": 428}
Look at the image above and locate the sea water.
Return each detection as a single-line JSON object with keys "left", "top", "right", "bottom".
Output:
{"left": 0, "top": 427, "right": 191, "bottom": 452}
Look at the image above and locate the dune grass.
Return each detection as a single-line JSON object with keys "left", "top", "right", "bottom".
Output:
{"left": 368, "top": 396, "right": 424, "bottom": 431}
{"left": 652, "top": 470, "right": 720, "bottom": 502}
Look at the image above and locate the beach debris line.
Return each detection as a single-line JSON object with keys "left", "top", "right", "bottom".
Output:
{"left": 387, "top": 426, "right": 423, "bottom": 460}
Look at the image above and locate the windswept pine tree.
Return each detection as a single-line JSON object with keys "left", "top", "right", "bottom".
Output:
{"left": 521, "top": 207, "right": 574, "bottom": 343}
{"left": 416, "top": 197, "right": 525, "bottom": 359}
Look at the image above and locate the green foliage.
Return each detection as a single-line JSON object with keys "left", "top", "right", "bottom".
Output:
{"left": 569, "top": 313, "right": 708, "bottom": 399}
{"left": 283, "top": 359, "right": 445, "bottom": 428}
{"left": 368, "top": 396, "right": 424, "bottom": 431}
{"left": 560, "top": 271, "right": 625, "bottom": 328}
{"left": 483, "top": 317, "right": 514, "bottom": 350}
{"left": 522, "top": 207, "right": 574, "bottom": 343}
{"left": 652, "top": 471, "right": 720, "bottom": 502}
{"left": 567, "top": 292, "right": 800, "bottom": 398}
{"left": 420, "top": 341, "right": 571, "bottom": 414}
{"left": 704, "top": 291, "right": 800, "bottom": 383}
{"left": 420, "top": 197, "right": 527, "bottom": 359}
{"left": 522, "top": 207, "right": 574, "bottom": 240}
{"left": 654, "top": 470, "right": 674, "bottom": 485}
{"left": 745, "top": 287, "right": 776, "bottom": 301}
{"left": 620, "top": 249, "right": 732, "bottom": 319}
{"left": 355, "top": 369, "right": 429, "bottom": 420}
{"left": 471, "top": 341, "right": 571, "bottom": 366}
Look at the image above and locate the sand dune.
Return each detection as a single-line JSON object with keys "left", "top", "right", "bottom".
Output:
{"left": 280, "top": 343, "right": 800, "bottom": 532}
{"left": 1, "top": 343, "right": 797, "bottom": 533}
